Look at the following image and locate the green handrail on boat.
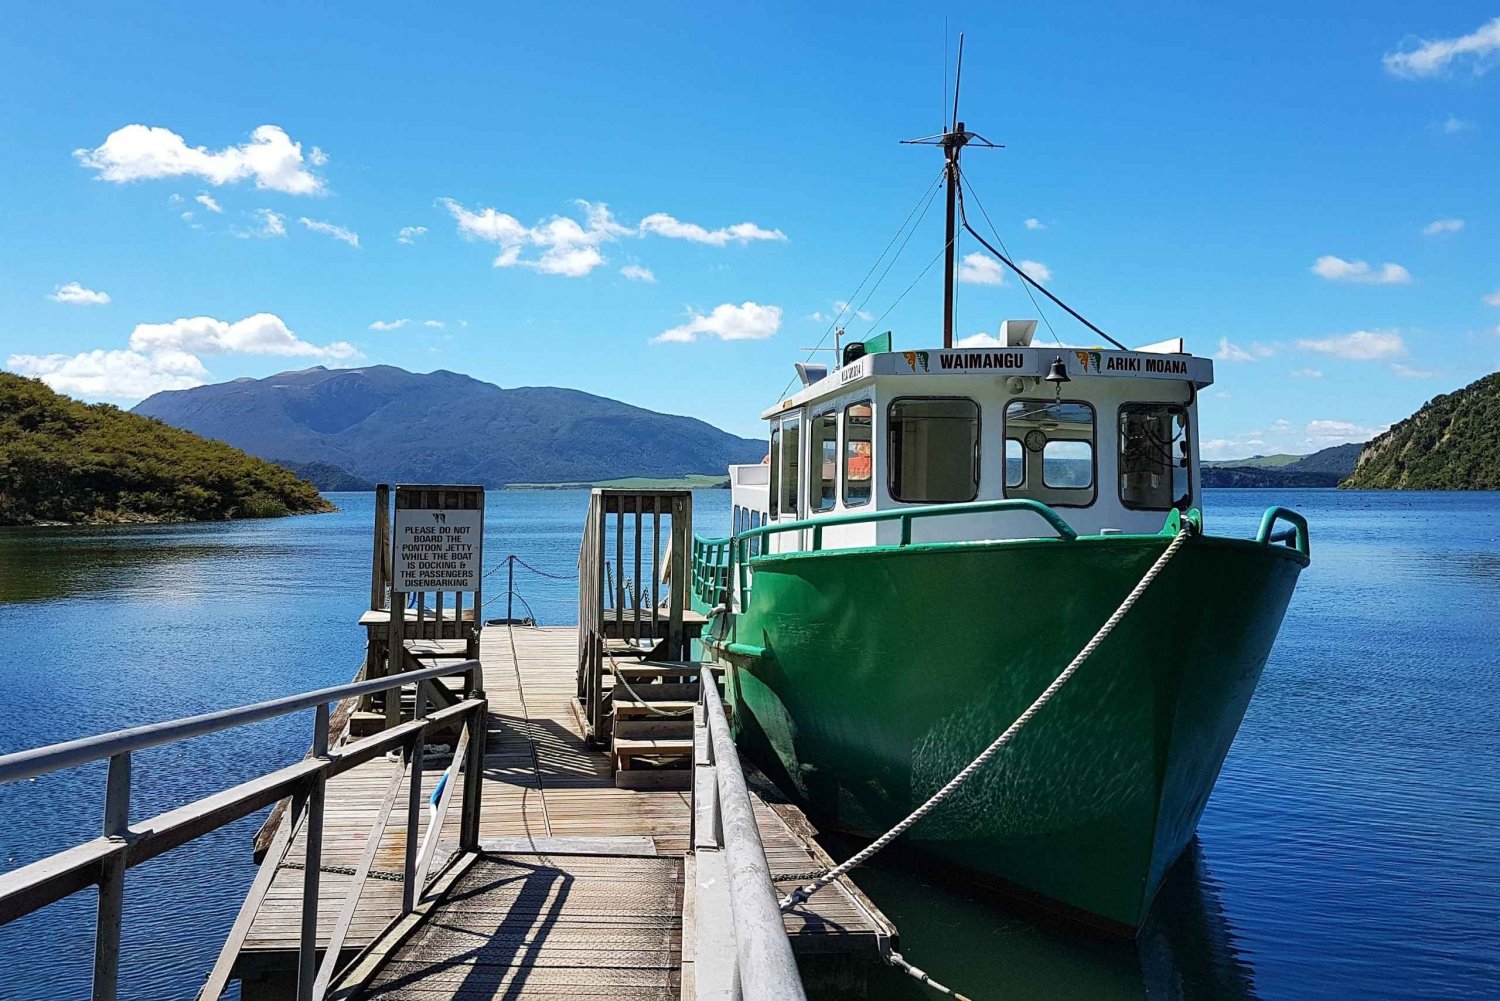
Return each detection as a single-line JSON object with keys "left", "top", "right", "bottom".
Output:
{"left": 712, "top": 497, "right": 1077, "bottom": 551}
{"left": 1255, "top": 506, "right": 1310, "bottom": 557}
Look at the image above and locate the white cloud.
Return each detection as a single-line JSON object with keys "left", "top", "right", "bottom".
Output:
{"left": 234, "top": 208, "right": 286, "bottom": 239}
{"left": 653, "top": 302, "right": 782, "bottom": 344}
{"left": 1440, "top": 114, "right": 1476, "bottom": 133}
{"left": 1483, "top": 288, "right": 1500, "bottom": 307}
{"left": 1019, "top": 260, "right": 1052, "bottom": 283}
{"left": 369, "top": 319, "right": 409, "bottom": 331}
{"left": 1297, "top": 330, "right": 1406, "bottom": 360}
{"left": 130, "top": 313, "right": 357, "bottom": 359}
{"left": 957, "top": 252, "right": 1005, "bottom": 285}
{"left": 833, "top": 300, "right": 874, "bottom": 322}
{"left": 75, "top": 124, "right": 326, "bottom": 195}
{"left": 1289, "top": 368, "right": 1324, "bottom": 379}
{"left": 396, "top": 226, "right": 427, "bottom": 245}
{"left": 637, "top": 214, "right": 786, "bottom": 246}
{"left": 9, "top": 312, "right": 357, "bottom": 402}
{"left": 441, "top": 198, "right": 611, "bottom": 276}
{"left": 8, "top": 348, "right": 210, "bottom": 400}
{"left": 1311, "top": 255, "right": 1412, "bottom": 285}
{"left": 1024, "top": 218, "right": 1044, "bottom": 230}
{"left": 1384, "top": 17, "right": 1500, "bottom": 79}
{"left": 195, "top": 193, "right": 222, "bottom": 213}
{"left": 49, "top": 282, "right": 111, "bottom": 305}
{"left": 309, "top": 147, "right": 329, "bottom": 167}
{"left": 1390, "top": 362, "right": 1436, "bottom": 378}
{"left": 1304, "top": 419, "right": 1386, "bottom": 447}
{"left": 955, "top": 332, "right": 1003, "bottom": 348}
{"left": 620, "top": 264, "right": 656, "bottom": 283}
{"left": 298, "top": 217, "right": 360, "bottom": 248}
{"left": 1422, "top": 217, "right": 1464, "bottom": 235}
{"left": 1215, "top": 338, "right": 1275, "bottom": 362}
{"left": 441, "top": 198, "right": 785, "bottom": 277}
{"left": 423, "top": 320, "right": 444, "bottom": 329}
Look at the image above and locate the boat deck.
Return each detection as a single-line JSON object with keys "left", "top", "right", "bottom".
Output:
{"left": 235, "top": 625, "right": 890, "bottom": 998}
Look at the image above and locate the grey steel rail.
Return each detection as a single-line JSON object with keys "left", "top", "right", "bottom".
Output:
{"left": 694, "top": 670, "right": 807, "bottom": 1001}
{"left": 0, "top": 659, "right": 488, "bottom": 1001}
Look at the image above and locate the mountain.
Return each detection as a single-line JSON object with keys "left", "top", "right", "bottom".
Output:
{"left": 133, "top": 366, "right": 767, "bottom": 486}
{"left": 274, "top": 459, "right": 376, "bottom": 492}
{"left": 1342, "top": 372, "right": 1500, "bottom": 490}
{"left": 0, "top": 373, "right": 332, "bottom": 525}
{"left": 1202, "top": 453, "right": 1302, "bottom": 469}
{"left": 1201, "top": 443, "right": 1363, "bottom": 488}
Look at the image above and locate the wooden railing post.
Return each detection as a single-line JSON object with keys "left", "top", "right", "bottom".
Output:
{"left": 402, "top": 680, "right": 428, "bottom": 914}
{"left": 371, "top": 484, "right": 390, "bottom": 610}
{"left": 296, "top": 703, "right": 330, "bottom": 1001}
{"left": 92, "top": 752, "right": 130, "bottom": 1001}
{"left": 460, "top": 698, "right": 487, "bottom": 851}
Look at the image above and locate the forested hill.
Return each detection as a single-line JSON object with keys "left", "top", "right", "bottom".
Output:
{"left": 133, "top": 365, "right": 766, "bottom": 486}
{"left": 1201, "top": 442, "right": 1363, "bottom": 488}
{"left": 1342, "top": 372, "right": 1500, "bottom": 490}
{"left": 0, "top": 373, "right": 333, "bottom": 525}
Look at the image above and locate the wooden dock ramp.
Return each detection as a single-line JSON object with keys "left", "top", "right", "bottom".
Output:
{"left": 235, "top": 626, "right": 893, "bottom": 999}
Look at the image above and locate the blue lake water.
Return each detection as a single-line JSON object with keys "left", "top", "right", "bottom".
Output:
{"left": 0, "top": 488, "right": 1497, "bottom": 999}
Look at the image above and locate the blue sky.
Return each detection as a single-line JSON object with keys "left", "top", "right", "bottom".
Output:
{"left": 2, "top": 3, "right": 1497, "bottom": 455}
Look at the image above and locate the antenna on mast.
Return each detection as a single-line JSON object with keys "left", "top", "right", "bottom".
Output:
{"left": 901, "top": 32, "right": 1000, "bottom": 349}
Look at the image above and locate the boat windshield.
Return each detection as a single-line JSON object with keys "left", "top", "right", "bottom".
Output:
{"left": 1003, "top": 399, "right": 1096, "bottom": 506}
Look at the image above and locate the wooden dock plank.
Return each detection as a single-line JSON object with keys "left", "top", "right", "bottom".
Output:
{"left": 239, "top": 626, "right": 887, "bottom": 994}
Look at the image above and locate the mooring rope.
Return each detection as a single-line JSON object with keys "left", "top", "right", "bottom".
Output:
{"left": 605, "top": 653, "right": 698, "bottom": 718}
{"left": 505, "top": 624, "right": 554, "bottom": 836}
{"left": 778, "top": 523, "right": 1193, "bottom": 916}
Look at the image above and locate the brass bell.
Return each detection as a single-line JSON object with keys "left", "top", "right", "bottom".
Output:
{"left": 1044, "top": 356, "right": 1071, "bottom": 384}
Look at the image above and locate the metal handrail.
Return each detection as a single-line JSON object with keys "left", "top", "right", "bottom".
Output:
{"left": 1256, "top": 505, "right": 1311, "bottom": 557}
{"left": 696, "top": 495, "right": 1078, "bottom": 553}
{"left": 0, "top": 660, "right": 482, "bottom": 784}
{"left": 0, "top": 659, "right": 488, "bottom": 1001}
{"left": 697, "top": 672, "right": 807, "bottom": 1001}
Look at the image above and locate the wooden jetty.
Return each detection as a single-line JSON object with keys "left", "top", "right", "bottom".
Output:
{"left": 231, "top": 625, "right": 891, "bottom": 999}
{"left": 0, "top": 485, "right": 895, "bottom": 1001}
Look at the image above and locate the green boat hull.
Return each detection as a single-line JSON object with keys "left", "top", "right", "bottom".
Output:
{"left": 707, "top": 532, "right": 1306, "bottom": 931}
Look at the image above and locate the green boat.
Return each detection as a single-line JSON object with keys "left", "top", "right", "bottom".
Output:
{"left": 687, "top": 103, "right": 1310, "bottom": 933}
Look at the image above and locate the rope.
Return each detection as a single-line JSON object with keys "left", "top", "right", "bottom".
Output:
{"left": 606, "top": 654, "right": 697, "bottom": 718}
{"left": 779, "top": 525, "right": 1193, "bottom": 911}
{"left": 505, "top": 624, "right": 554, "bottom": 836}
{"left": 955, "top": 179, "right": 1126, "bottom": 351}
{"left": 958, "top": 167, "right": 1062, "bottom": 348}
{"left": 887, "top": 950, "right": 974, "bottom": 1001}
{"left": 776, "top": 166, "right": 945, "bottom": 400}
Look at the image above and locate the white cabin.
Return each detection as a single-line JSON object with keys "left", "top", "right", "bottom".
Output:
{"left": 729, "top": 327, "right": 1214, "bottom": 554}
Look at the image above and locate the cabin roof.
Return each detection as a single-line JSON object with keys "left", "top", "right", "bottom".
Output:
{"left": 762, "top": 345, "right": 1214, "bottom": 419}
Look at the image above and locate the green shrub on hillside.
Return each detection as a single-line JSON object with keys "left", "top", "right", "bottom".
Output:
{"left": 1342, "top": 372, "right": 1500, "bottom": 490}
{"left": 0, "top": 373, "right": 334, "bottom": 525}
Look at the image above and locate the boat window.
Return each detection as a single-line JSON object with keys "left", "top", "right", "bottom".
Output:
{"left": 1005, "top": 438, "right": 1024, "bottom": 488}
{"left": 1003, "top": 400, "right": 1096, "bottom": 506}
{"left": 768, "top": 426, "right": 780, "bottom": 518}
{"left": 810, "top": 411, "right": 838, "bottom": 512}
{"left": 843, "top": 401, "right": 873, "bottom": 507}
{"left": 780, "top": 417, "right": 800, "bottom": 517}
{"left": 1119, "top": 404, "right": 1191, "bottom": 511}
{"left": 887, "top": 397, "right": 980, "bottom": 503}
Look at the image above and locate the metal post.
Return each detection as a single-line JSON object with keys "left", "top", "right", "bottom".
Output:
{"left": 92, "top": 752, "right": 130, "bottom": 1001}
{"left": 403, "top": 680, "right": 428, "bottom": 913}
{"left": 507, "top": 555, "right": 514, "bottom": 623}
{"left": 296, "top": 703, "right": 330, "bottom": 1001}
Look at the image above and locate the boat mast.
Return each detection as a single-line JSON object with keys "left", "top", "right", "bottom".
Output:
{"left": 902, "top": 33, "right": 995, "bottom": 349}
{"left": 940, "top": 121, "right": 969, "bottom": 350}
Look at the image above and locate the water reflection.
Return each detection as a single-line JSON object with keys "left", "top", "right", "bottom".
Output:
{"left": 853, "top": 837, "right": 1256, "bottom": 1001}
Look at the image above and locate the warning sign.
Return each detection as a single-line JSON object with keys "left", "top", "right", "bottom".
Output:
{"left": 392, "top": 508, "right": 484, "bottom": 592}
